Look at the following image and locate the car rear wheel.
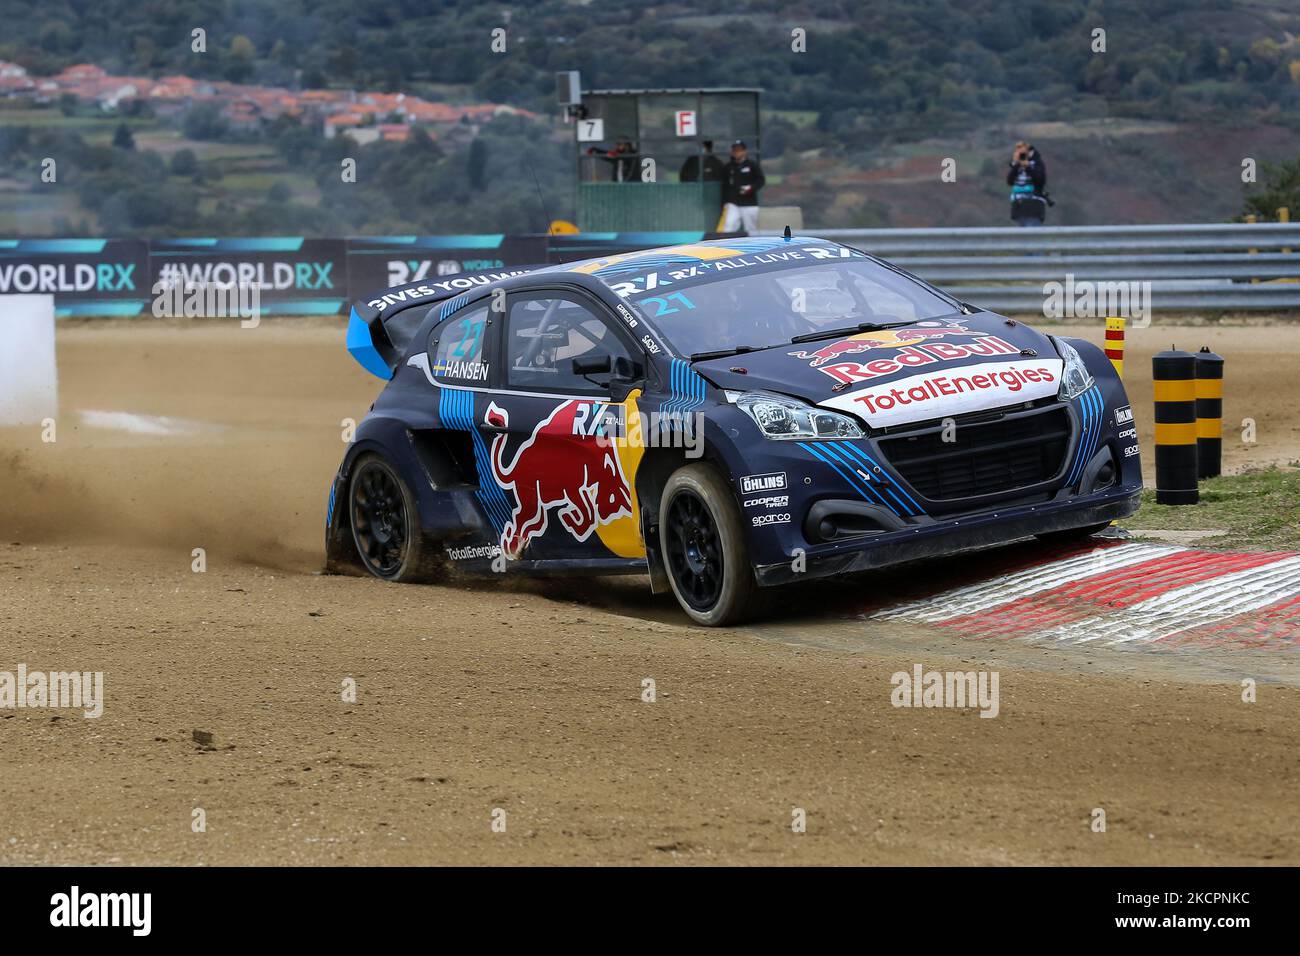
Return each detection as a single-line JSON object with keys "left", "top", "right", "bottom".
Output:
{"left": 349, "top": 454, "right": 443, "bottom": 583}
{"left": 660, "top": 463, "right": 756, "bottom": 626}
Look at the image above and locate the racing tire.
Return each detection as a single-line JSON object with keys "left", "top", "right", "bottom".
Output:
{"left": 659, "top": 463, "right": 756, "bottom": 627}
{"left": 348, "top": 454, "right": 444, "bottom": 584}
{"left": 1034, "top": 521, "right": 1111, "bottom": 544}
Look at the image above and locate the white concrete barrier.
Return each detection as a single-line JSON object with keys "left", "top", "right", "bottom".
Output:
{"left": 757, "top": 205, "right": 804, "bottom": 231}
{"left": 0, "top": 294, "right": 58, "bottom": 426}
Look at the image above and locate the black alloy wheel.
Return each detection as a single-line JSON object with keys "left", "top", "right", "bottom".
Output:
{"left": 350, "top": 459, "right": 410, "bottom": 578}
{"left": 664, "top": 488, "right": 724, "bottom": 611}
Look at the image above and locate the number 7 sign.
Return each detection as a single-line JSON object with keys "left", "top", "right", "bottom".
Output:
{"left": 576, "top": 118, "right": 604, "bottom": 143}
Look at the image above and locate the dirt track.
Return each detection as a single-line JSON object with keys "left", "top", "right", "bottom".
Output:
{"left": 1, "top": 319, "right": 1296, "bottom": 865}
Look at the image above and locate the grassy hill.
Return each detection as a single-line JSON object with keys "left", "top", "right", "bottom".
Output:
{"left": 3, "top": 0, "right": 1300, "bottom": 234}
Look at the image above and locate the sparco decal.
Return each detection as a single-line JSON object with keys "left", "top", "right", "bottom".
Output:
{"left": 789, "top": 323, "right": 980, "bottom": 368}
{"left": 486, "top": 401, "right": 633, "bottom": 559}
{"left": 741, "top": 472, "right": 787, "bottom": 493}
{"left": 811, "top": 336, "right": 1022, "bottom": 385}
{"left": 820, "top": 359, "right": 1064, "bottom": 428}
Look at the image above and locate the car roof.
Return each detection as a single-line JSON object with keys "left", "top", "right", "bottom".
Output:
{"left": 536, "top": 235, "right": 841, "bottom": 287}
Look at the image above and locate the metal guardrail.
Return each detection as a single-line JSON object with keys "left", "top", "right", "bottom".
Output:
{"left": 760, "top": 223, "right": 1300, "bottom": 311}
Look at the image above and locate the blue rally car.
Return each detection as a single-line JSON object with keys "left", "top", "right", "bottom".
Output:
{"left": 327, "top": 236, "right": 1141, "bottom": 625}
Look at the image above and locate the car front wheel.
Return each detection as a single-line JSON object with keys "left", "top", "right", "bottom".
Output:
{"left": 659, "top": 463, "right": 756, "bottom": 626}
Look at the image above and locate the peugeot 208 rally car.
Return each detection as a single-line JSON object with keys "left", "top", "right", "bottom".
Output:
{"left": 327, "top": 236, "right": 1141, "bottom": 625}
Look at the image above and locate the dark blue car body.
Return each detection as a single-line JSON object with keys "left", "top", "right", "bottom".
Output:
{"left": 326, "top": 236, "right": 1141, "bottom": 622}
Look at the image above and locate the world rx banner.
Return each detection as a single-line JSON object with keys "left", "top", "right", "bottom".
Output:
{"left": 149, "top": 238, "right": 347, "bottom": 315}
{"left": 345, "top": 235, "right": 549, "bottom": 295}
{"left": 0, "top": 238, "right": 148, "bottom": 316}
{"left": 0, "top": 233, "right": 747, "bottom": 316}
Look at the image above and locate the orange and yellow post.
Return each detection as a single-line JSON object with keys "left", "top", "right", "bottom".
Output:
{"left": 1104, "top": 317, "right": 1125, "bottom": 377}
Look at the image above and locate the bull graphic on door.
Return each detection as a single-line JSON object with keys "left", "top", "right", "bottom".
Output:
{"left": 486, "top": 400, "right": 633, "bottom": 559}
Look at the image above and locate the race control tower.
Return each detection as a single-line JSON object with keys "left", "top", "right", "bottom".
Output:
{"left": 557, "top": 73, "right": 761, "bottom": 232}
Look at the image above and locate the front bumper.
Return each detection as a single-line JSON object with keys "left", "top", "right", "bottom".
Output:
{"left": 753, "top": 485, "right": 1140, "bottom": 586}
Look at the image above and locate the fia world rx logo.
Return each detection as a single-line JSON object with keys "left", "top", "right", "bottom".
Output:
{"left": 388, "top": 259, "right": 506, "bottom": 284}
{"left": 571, "top": 402, "right": 623, "bottom": 438}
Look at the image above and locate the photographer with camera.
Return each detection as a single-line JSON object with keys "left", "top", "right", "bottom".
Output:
{"left": 1006, "top": 140, "right": 1049, "bottom": 226}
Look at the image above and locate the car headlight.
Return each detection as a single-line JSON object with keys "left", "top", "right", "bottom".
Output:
{"left": 733, "top": 390, "right": 864, "bottom": 440}
{"left": 1053, "top": 337, "right": 1094, "bottom": 401}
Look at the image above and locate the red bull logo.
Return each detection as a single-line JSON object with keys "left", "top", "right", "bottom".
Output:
{"left": 487, "top": 401, "right": 633, "bottom": 559}
{"left": 789, "top": 323, "right": 978, "bottom": 367}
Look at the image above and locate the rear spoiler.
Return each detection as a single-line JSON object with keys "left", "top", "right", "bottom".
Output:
{"left": 346, "top": 266, "right": 544, "bottom": 378}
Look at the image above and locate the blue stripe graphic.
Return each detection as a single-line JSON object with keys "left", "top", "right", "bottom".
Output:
{"left": 439, "top": 292, "right": 471, "bottom": 320}
{"left": 833, "top": 441, "right": 924, "bottom": 515}
{"left": 830, "top": 442, "right": 915, "bottom": 515}
{"left": 662, "top": 359, "right": 704, "bottom": 422}
{"left": 815, "top": 442, "right": 899, "bottom": 515}
{"left": 1065, "top": 390, "right": 1088, "bottom": 486}
{"left": 437, "top": 387, "right": 511, "bottom": 535}
{"left": 1065, "top": 386, "right": 1104, "bottom": 488}
{"left": 797, "top": 441, "right": 899, "bottom": 516}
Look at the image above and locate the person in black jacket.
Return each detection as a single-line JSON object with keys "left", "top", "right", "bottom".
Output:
{"left": 679, "top": 140, "right": 725, "bottom": 183}
{"left": 1006, "top": 141, "right": 1047, "bottom": 225}
{"left": 721, "top": 140, "right": 765, "bottom": 234}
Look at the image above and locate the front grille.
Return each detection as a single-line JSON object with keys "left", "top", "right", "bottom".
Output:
{"left": 877, "top": 406, "right": 1071, "bottom": 502}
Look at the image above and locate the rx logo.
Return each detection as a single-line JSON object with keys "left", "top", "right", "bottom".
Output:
{"left": 296, "top": 262, "right": 333, "bottom": 289}
{"left": 97, "top": 263, "right": 135, "bottom": 291}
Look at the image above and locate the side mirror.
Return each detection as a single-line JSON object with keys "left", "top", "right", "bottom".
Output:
{"left": 571, "top": 355, "right": 612, "bottom": 376}
{"left": 571, "top": 354, "right": 645, "bottom": 399}
{"left": 612, "top": 356, "right": 644, "bottom": 381}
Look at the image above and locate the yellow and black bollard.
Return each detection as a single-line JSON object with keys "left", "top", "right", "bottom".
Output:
{"left": 1153, "top": 348, "right": 1199, "bottom": 505}
{"left": 1104, "top": 317, "right": 1125, "bottom": 377}
{"left": 1195, "top": 346, "right": 1224, "bottom": 480}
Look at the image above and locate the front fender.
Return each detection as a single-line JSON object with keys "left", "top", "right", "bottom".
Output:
{"left": 1060, "top": 336, "right": 1142, "bottom": 489}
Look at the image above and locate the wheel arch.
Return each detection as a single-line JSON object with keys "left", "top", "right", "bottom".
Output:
{"left": 325, "top": 414, "right": 436, "bottom": 574}
{"left": 634, "top": 443, "right": 738, "bottom": 593}
{"left": 325, "top": 435, "right": 403, "bottom": 574}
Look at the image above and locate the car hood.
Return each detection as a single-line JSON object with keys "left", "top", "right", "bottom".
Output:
{"left": 691, "top": 312, "right": 1065, "bottom": 429}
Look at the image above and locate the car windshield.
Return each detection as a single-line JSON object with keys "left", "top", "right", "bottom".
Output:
{"left": 618, "top": 253, "right": 959, "bottom": 358}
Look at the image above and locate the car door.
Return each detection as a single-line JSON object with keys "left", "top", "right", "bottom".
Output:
{"left": 482, "top": 288, "right": 650, "bottom": 564}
